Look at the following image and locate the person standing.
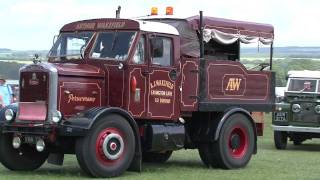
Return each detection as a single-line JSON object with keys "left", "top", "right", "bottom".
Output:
{"left": 0, "top": 94, "right": 3, "bottom": 108}
{"left": 0, "top": 76, "right": 13, "bottom": 108}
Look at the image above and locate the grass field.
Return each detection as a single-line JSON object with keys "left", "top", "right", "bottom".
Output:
{"left": 1, "top": 114, "right": 320, "bottom": 180}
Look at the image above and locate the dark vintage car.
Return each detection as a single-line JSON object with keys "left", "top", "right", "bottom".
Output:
{"left": 6, "top": 80, "right": 19, "bottom": 103}
{"left": 273, "top": 70, "right": 320, "bottom": 149}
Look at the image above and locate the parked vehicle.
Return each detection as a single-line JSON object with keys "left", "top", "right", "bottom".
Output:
{"left": 5, "top": 80, "right": 19, "bottom": 103}
{"left": 0, "top": 7, "right": 275, "bottom": 178}
{"left": 273, "top": 70, "right": 320, "bottom": 149}
{"left": 275, "top": 86, "right": 286, "bottom": 103}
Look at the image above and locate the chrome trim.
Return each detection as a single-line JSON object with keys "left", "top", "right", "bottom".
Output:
{"left": 102, "top": 133, "right": 124, "bottom": 160}
{"left": 272, "top": 125, "right": 320, "bottom": 133}
{"left": 19, "top": 62, "right": 58, "bottom": 122}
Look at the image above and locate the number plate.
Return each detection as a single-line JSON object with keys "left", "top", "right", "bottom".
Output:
{"left": 274, "top": 112, "right": 287, "bottom": 121}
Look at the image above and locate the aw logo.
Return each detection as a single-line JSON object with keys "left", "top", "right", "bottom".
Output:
{"left": 223, "top": 75, "right": 246, "bottom": 96}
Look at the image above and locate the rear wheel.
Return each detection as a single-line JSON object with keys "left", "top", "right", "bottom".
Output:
{"left": 198, "top": 143, "right": 219, "bottom": 167}
{"left": 142, "top": 151, "right": 172, "bottom": 163}
{"left": 198, "top": 113, "right": 255, "bottom": 169}
{"left": 198, "top": 143, "right": 211, "bottom": 167}
{"left": 0, "top": 133, "right": 48, "bottom": 171}
{"left": 75, "top": 114, "right": 135, "bottom": 178}
{"left": 216, "top": 113, "right": 255, "bottom": 169}
{"left": 274, "top": 131, "right": 287, "bottom": 149}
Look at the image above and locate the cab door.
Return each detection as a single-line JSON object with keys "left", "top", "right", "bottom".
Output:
{"left": 127, "top": 34, "right": 148, "bottom": 118}
{"left": 146, "top": 34, "right": 180, "bottom": 120}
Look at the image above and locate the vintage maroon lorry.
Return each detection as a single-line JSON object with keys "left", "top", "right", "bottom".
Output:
{"left": 0, "top": 9, "right": 274, "bottom": 178}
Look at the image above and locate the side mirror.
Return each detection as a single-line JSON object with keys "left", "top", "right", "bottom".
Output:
{"left": 53, "top": 35, "right": 58, "bottom": 45}
{"left": 80, "top": 45, "right": 86, "bottom": 59}
{"left": 285, "top": 75, "right": 289, "bottom": 80}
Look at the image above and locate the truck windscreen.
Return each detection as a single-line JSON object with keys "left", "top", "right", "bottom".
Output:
{"left": 48, "top": 32, "right": 94, "bottom": 60}
{"left": 90, "top": 31, "right": 136, "bottom": 61}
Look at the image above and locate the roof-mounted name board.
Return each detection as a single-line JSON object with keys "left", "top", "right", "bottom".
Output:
{"left": 61, "top": 19, "right": 139, "bottom": 32}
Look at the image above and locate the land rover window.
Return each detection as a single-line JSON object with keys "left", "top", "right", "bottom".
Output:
{"left": 151, "top": 37, "right": 173, "bottom": 66}
{"left": 133, "top": 36, "right": 145, "bottom": 64}
{"left": 288, "top": 79, "right": 317, "bottom": 92}
{"left": 91, "top": 31, "right": 136, "bottom": 61}
{"left": 48, "top": 32, "right": 93, "bottom": 60}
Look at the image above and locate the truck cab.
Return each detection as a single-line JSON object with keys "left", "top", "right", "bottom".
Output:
{"left": 44, "top": 19, "right": 182, "bottom": 121}
{"left": 273, "top": 70, "right": 320, "bottom": 149}
{"left": 0, "top": 10, "right": 275, "bottom": 178}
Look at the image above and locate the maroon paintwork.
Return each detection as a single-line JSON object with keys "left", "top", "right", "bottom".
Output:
{"left": 187, "top": 16, "right": 274, "bottom": 39}
{"left": 20, "top": 71, "right": 48, "bottom": 102}
{"left": 54, "top": 63, "right": 104, "bottom": 77}
{"left": 180, "top": 57, "right": 199, "bottom": 112}
{"left": 57, "top": 76, "right": 104, "bottom": 117}
{"left": 1, "top": 16, "right": 276, "bottom": 176}
{"left": 45, "top": 63, "right": 105, "bottom": 117}
{"left": 206, "top": 60, "right": 272, "bottom": 103}
{"left": 61, "top": 19, "right": 140, "bottom": 32}
{"left": 47, "top": 18, "right": 273, "bottom": 121}
{"left": 18, "top": 18, "right": 274, "bottom": 123}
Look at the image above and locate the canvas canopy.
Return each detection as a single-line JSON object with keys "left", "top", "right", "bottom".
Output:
{"left": 141, "top": 15, "right": 274, "bottom": 57}
{"left": 187, "top": 16, "right": 274, "bottom": 45}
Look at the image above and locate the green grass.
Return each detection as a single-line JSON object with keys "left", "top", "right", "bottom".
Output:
{"left": 1, "top": 114, "right": 320, "bottom": 179}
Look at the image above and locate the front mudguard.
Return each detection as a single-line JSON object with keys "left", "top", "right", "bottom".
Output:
{"left": 61, "top": 107, "right": 142, "bottom": 172}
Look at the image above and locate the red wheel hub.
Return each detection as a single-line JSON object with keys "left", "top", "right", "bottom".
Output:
{"left": 95, "top": 128, "right": 125, "bottom": 164}
{"left": 228, "top": 125, "right": 248, "bottom": 159}
{"left": 110, "top": 142, "right": 117, "bottom": 151}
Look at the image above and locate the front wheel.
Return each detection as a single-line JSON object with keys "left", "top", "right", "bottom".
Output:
{"left": 211, "top": 113, "right": 255, "bottom": 169}
{"left": 75, "top": 114, "right": 135, "bottom": 178}
{"left": 0, "top": 133, "right": 48, "bottom": 171}
{"left": 274, "top": 131, "right": 287, "bottom": 149}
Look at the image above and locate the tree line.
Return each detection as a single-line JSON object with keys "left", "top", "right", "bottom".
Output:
{"left": 1, "top": 58, "right": 320, "bottom": 86}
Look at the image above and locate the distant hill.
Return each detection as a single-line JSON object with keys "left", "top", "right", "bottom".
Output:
{"left": 241, "top": 47, "right": 320, "bottom": 59}
{"left": 0, "top": 49, "right": 48, "bottom": 61}
{"left": 0, "top": 46, "right": 320, "bottom": 60}
{"left": 0, "top": 48, "right": 12, "bottom": 53}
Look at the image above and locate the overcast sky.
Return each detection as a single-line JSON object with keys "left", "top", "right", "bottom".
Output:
{"left": 0, "top": 0, "right": 319, "bottom": 50}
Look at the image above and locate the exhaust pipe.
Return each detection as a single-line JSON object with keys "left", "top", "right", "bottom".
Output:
{"left": 116, "top": 6, "right": 121, "bottom": 18}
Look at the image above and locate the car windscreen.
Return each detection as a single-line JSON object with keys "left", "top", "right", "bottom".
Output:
{"left": 287, "top": 78, "right": 317, "bottom": 93}
{"left": 90, "top": 31, "right": 136, "bottom": 61}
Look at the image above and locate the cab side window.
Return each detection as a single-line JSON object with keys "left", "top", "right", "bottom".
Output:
{"left": 151, "top": 37, "right": 172, "bottom": 66}
{"left": 133, "top": 36, "right": 145, "bottom": 64}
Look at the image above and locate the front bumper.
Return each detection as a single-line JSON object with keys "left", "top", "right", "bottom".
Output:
{"left": 272, "top": 125, "right": 320, "bottom": 133}
{"left": 1, "top": 122, "right": 88, "bottom": 137}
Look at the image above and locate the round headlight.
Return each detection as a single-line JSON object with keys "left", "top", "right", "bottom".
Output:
{"left": 36, "top": 139, "right": 45, "bottom": 152}
{"left": 315, "top": 105, "right": 320, "bottom": 114}
{"left": 12, "top": 136, "right": 21, "bottom": 149}
{"left": 292, "top": 104, "right": 301, "bottom": 113}
{"left": 5, "top": 109, "right": 14, "bottom": 121}
{"left": 52, "top": 111, "right": 62, "bottom": 123}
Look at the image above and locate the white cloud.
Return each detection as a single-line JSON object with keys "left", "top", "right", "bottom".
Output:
{"left": 0, "top": 0, "right": 319, "bottom": 49}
